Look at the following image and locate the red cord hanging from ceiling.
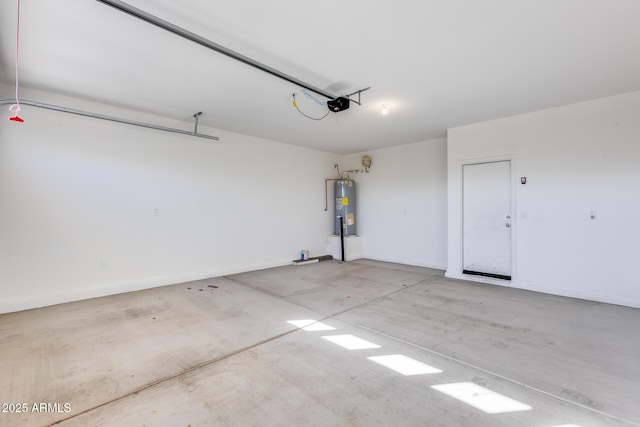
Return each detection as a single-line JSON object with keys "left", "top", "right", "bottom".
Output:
{"left": 9, "top": 0, "right": 24, "bottom": 123}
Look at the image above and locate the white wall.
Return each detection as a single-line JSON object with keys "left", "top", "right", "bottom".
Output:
{"left": 447, "top": 90, "right": 640, "bottom": 308}
{"left": 0, "top": 85, "right": 339, "bottom": 313}
{"left": 7, "top": 84, "right": 636, "bottom": 312}
{"left": 341, "top": 138, "right": 448, "bottom": 269}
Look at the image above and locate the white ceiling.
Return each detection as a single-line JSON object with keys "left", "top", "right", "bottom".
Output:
{"left": 1, "top": 0, "right": 639, "bottom": 154}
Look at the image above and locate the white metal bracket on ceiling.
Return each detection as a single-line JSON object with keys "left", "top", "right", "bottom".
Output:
{"left": 345, "top": 87, "right": 371, "bottom": 106}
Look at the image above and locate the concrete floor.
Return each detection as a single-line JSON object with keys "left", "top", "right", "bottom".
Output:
{"left": 1, "top": 259, "right": 639, "bottom": 427}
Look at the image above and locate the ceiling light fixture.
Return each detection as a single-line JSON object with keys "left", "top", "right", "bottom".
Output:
{"left": 381, "top": 104, "right": 389, "bottom": 115}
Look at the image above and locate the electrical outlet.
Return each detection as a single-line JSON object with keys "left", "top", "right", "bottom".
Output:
{"left": 154, "top": 208, "right": 160, "bottom": 217}
{"left": 100, "top": 258, "right": 108, "bottom": 267}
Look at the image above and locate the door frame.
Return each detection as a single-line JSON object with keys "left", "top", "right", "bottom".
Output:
{"left": 456, "top": 155, "right": 517, "bottom": 283}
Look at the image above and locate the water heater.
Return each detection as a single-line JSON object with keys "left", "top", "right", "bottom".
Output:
{"left": 335, "top": 180, "right": 356, "bottom": 235}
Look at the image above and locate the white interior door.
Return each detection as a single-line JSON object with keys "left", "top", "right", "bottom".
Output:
{"left": 462, "top": 161, "right": 512, "bottom": 280}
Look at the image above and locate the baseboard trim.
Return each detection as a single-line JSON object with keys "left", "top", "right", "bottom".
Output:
{"left": 363, "top": 255, "right": 447, "bottom": 271}
{"left": 0, "top": 260, "right": 292, "bottom": 314}
{"left": 445, "top": 271, "right": 640, "bottom": 308}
